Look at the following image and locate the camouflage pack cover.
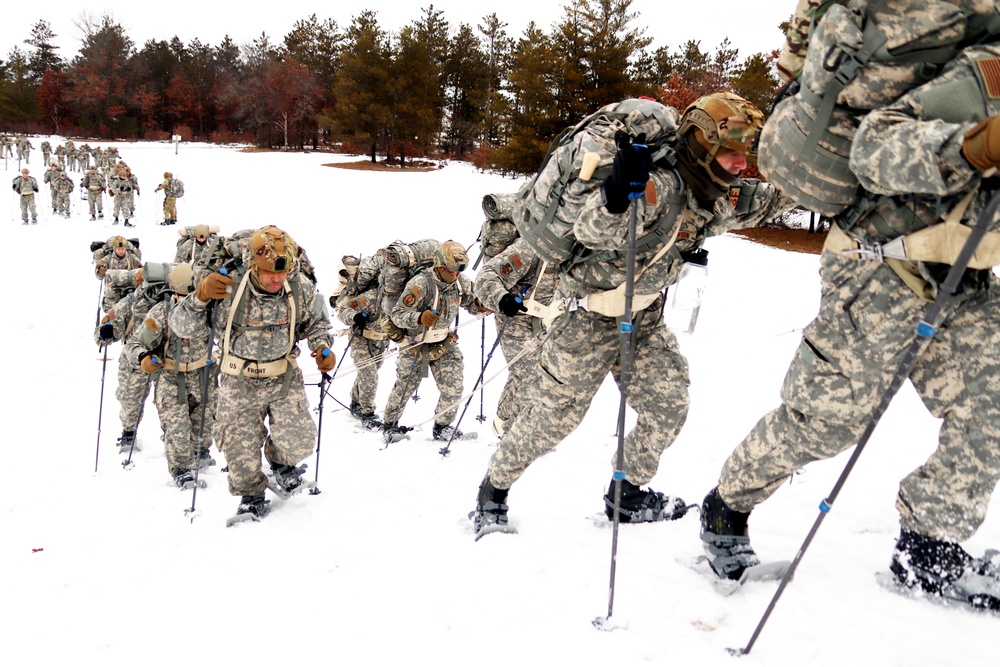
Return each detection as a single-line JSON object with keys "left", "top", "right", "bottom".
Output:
{"left": 759, "top": 0, "right": 1000, "bottom": 217}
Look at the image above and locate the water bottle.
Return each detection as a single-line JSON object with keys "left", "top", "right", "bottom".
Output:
{"left": 666, "top": 248, "right": 708, "bottom": 335}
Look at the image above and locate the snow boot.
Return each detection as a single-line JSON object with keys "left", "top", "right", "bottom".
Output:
{"left": 90, "top": 215, "right": 96, "bottom": 221}
{"left": 235, "top": 493, "right": 268, "bottom": 518}
{"left": 359, "top": 412, "right": 383, "bottom": 430}
{"left": 383, "top": 422, "right": 410, "bottom": 444}
{"left": 271, "top": 462, "right": 305, "bottom": 494}
{"left": 194, "top": 448, "right": 216, "bottom": 468}
{"left": 116, "top": 430, "right": 138, "bottom": 453}
{"left": 112, "top": 217, "right": 119, "bottom": 225}
{"left": 349, "top": 400, "right": 364, "bottom": 419}
{"left": 700, "top": 486, "right": 761, "bottom": 581}
{"left": 172, "top": 469, "right": 196, "bottom": 488}
{"left": 98, "top": 212, "right": 104, "bottom": 219}
{"left": 124, "top": 220, "right": 134, "bottom": 228}
{"left": 31, "top": 218, "right": 37, "bottom": 224}
{"left": 470, "top": 475, "right": 511, "bottom": 534}
{"left": 604, "top": 478, "right": 690, "bottom": 523}
{"left": 432, "top": 423, "right": 463, "bottom": 441}
{"left": 891, "top": 528, "right": 1000, "bottom": 610}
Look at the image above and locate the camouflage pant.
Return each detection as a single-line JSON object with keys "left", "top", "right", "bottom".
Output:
{"left": 113, "top": 194, "right": 129, "bottom": 220}
{"left": 348, "top": 332, "right": 388, "bottom": 414}
{"left": 153, "top": 367, "right": 218, "bottom": 476}
{"left": 718, "top": 251, "right": 1000, "bottom": 542}
{"left": 54, "top": 191, "right": 70, "bottom": 215}
{"left": 163, "top": 196, "right": 176, "bottom": 221}
{"left": 19, "top": 194, "right": 36, "bottom": 222}
{"left": 126, "top": 191, "right": 136, "bottom": 215}
{"left": 88, "top": 190, "right": 104, "bottom": 215}
{"left": 495, "top": 314, "right": 544, "bottom": 423}
{"left": 213, "top": 368, "right": 316, "bottom": 497}
{"left": 382, "top": 338, "right": 464, "bottom": 427}
{"left": 487, "top": 296, "right": 690, "bottom": 489}
{"left": 42, "top": 151, "right": 49, "bottom": 165}
{"left": 116, "top": 353, "right": 153, "bottom": 433}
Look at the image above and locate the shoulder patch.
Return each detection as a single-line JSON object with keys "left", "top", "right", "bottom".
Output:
{"left": 349, "top": 300, "right": 359, "bottom": 309}
{"left": 676, "top": 231, "right": 692, "bottom": 242}
{"left": 403, "top": 294, "right": 416, "bottom": 307}
{"left": 358, "top": 296, "right": 368, "bottom": 307}
{"left": 977, "top": 57, "right": 1000, "bottom": 99}
{"left": 510, "top": 254, "right": 524, "bottom": 269}
{"left": 145, "top": 318, "right": 158, "bottom": 332}
{"left": 500, "top": 262, "right": 513, "bottom": 277}
{"left": 410, "top": 285, "right": 423, "bottom": 298}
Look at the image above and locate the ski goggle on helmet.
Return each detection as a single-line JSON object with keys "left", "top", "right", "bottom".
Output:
{"left": 433, "top": 241, "right": 468, "bottom": 273}
{"left": 249, "top": 226, "right": 297, "bottom": 273}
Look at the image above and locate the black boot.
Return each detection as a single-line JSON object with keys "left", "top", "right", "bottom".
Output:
{"left": 235, "top": 493, "right": 268, "bottom": 518}
{"left": 604, "top": 478, "right": 690, "bottom": 523}
{"left": 194, "top": 448, "right": 216, "bottom": 469}
{"left": 359, "top": 412, "right": 383, "bottom": 430}
{"left": 700, "top": 487, "right": 760, "bottom": 581}
{"left": 116, "top": 430, "right": 138, "bottom": 453}
{"left": 349, "top": 400, "right": 363, "bottom": 418}
{"left": 891, "top": 528, "right": 1000, "bottom": 609}
{"left": 432, "top": 423, "right": 463, "bottom": 441}
{"left": 470, "top": 475, "right": 511, "bottom": 535}
{"left": 271, "top": 462, "right": 305, "bottom": 494}
{"left": 172, "top": 469, "right": 196, "bottom": 488}
{"left": 382, "top": 422, "right": 409, "bottom": 444}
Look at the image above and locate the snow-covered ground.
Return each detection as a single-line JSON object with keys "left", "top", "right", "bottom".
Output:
{"left": 4, "top": 140, "right": 997, "bottom": 666}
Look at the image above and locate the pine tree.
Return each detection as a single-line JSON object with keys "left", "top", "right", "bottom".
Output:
{"left": 24, "top": 20, "right": 64, "bottom": 84}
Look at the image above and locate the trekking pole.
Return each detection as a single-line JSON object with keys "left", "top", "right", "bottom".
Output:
{"left": 94, "top": 343, "right": 111, "bottom": 473}
{"left": 475, "top": 318, "right": 487, "bottom": 423}
{"left": 308, "top": 370, "right": 332, "bottom": 495}
{"left": 95, "top": 279, "right": 105, "bottom": 328}
{"left": 591, "top": 145, "right": 638, "bottom": 631}
{"left": 186, "top": 274, "right": 226, "bottom": 522}
{"left": 439, "top": 316, "right": 511, "bottom": 457}
{"left": 729, "top": 185, "right": 1000, "bottom": 657}
{"left": 122, "top": 372, "right": 155, "bottom": 470}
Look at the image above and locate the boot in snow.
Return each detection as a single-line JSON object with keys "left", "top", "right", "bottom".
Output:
{"left": 117, "top": 430, "right": 138, "bottom": 453}
{"left": 235, "top": 493, "right": 268, "bottom": 519}
{"left": 383, "top": 422, "right": 410, "bottom": 444}
{"left": 700, "top": 486, "right": 761, "bottom": 581}
{"left": 604, "top": 478, "right": 690, "bottom": 523}
{"left": 271, "top": 463, "right": 305, "bottom": 494}
{"left": 194, "top": 448, "right": 216, "bottom": 469}
{"left": 891, "top": 528, "right": 1000, "bottom": 610}
{"left": 432, "top": 423, "right": 464, "bottom": 441}
{"left": 470, "top": 474, "right": 514, "bottom": 538}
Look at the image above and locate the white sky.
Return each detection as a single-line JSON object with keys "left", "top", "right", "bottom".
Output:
{"left": 3, "top": 1, "right": 794, "bottom": 64}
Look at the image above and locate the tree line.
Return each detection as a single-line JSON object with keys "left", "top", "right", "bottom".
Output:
{"left": 0, "top": 2, "right": 783, "bottom": 175}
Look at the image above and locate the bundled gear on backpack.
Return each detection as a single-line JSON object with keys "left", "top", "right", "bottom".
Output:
{"left": 759, "top": 0, "right": 1000, "bottom": 217}
{"left": 477, "top": 193, "right": 520, "bottom": 268}
{"left": 373, "top": 239, "right": 441, "bottom": 340}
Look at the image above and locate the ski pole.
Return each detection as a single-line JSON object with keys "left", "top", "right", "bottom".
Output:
{"left": 476, "top": 318, "right": 487, "bottom": 423}
{"left": 730, "top": 186, "right": 1000, "bottom": 657}
{"left": 439, "top": 316, "right": 511, "bottom": 457}
{"left": 186, "top": 273, "right": 225, "bottom": 521}
{"left": 95, "top": 279, "right": 105, "bottom": 328}
{"left": 308, "top": 369, "right": 332, "bottom": 495}
{"left": 122, "top": 371, "right": 155, "bottom": 470}
{"left": 94, "top": 343, "right": 110, "bottom": 473}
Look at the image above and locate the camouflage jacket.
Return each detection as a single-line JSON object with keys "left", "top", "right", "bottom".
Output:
{"left": 108, "top": 175, "right": 128, "bottom": 196}
{"left": 155, "top": 178, "right": 182, "bottom": 197}
{"left": 335, "top": 285, "right": 382, "bottom": 332}
{"left": 390, "top": 268, "right": 488, "bottom": 342}
{"left": 94, "top": 286, "right": 164, "bottom": 347}
{"left": 474, "top": 237, "right": 557, "bottom": 312}
{"left": 43, "top": 169, "right": 59, "bottom": 189}
{"left": 851, "top": 42, "right": 1000, "bottom": 239}
{"left": 54, "top": 176, "right": 74, "bottom": 194}
{"left": 40, "top": 141, "right": 51, "bottom": 152}
{"left": 80, "top": 172, "right": 106, "bottom": 191}
{"left": 169, "top": 271, "right": 333, "bottom": 364}
{"left": 174, "top": 235, "right": 219, "bottom": 266}
{"left": 125, "top": 297, "right": 212, "bottom": 368}
{"left": 55, "top": 145, "right": 66, "bottom": 157}
{"left": 12, "top": 176, "right": 38, "bottom": 195}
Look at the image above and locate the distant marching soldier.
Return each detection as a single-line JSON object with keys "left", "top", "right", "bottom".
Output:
{"left": 80, "top": 165, "right": 107, "bottom": 220}
{"left": 11, "top": 168, "right": 39, "bottom": 225}
{"left": 41, "top": 140, "right": 51, "bottom": 166}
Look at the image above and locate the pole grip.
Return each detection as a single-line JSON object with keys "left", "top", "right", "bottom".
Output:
{"left": 579, "top": 152, "right": 601, "bottom": 181}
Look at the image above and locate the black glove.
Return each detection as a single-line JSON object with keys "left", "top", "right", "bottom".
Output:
{"left": 33, "top": 187, "right": 38, "bottom": 192}
{"left": 352, "top": 312, "right": 368, "bottom": 334}
{"left": 99, "top": 323, "right": 114, "bottom": 342}
{"left": 601, "top": 131, "right": 651, "bottom": 214}
{"left": 498, "top": 293, "right": 528, "bottom": 317}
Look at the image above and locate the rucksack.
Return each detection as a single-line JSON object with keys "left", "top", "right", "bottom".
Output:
{"left": 173, "top": 179, "right": 185, "bottom": 197}
{"left": 376, "top": 239, "right": 440, "bottom": 313}
{"left": 759, "top": 0, "right": 1000, "bottom": 217}
{"left": 474, "top": 193, "right": 520, "bottom": 270}
{"left": 514, "top": 97, "right": 686, "bottom": 271}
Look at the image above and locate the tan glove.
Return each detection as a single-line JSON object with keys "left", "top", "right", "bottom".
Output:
{"left": 313, "top": 346, "right": 336, "bottom": 373}
{"left": 962, "top": 115, "right": 1000, "bottom": 173}
{"left": 96, "top": 260, "right": 107, "bottom": 276}
{"left": 419, "top": 310, "right": 438, "bottom": 327}
{"left": 140, "top": 353, "right": 162, "bottom": 374}
{"left": 195, "top": 272, "right": 235, "bottom": 302}
{"left": 133, "top": 267, "right": 144, "bottom": 286}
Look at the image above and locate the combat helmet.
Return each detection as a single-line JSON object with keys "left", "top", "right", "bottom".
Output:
{"left": 167, "top": 263, "right": 194, "bottom": 295}
{"left": 249, "top": 225, "right": 297, "bottom": 273}
{"left": 433, "top": 241, "right": 468, "bottom": 273}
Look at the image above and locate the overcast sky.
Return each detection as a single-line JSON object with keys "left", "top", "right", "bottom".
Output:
{"left": 3, "top": 1, "right": 793, "bottom": 64}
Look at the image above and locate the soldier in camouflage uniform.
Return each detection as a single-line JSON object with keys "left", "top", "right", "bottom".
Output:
{"left": 472, "top": 94, "right": 794, "bottom": 535}
{"left": 333, "top": 254, "right": 388, "bottom": 430}
{"left": 53, "top": 171, "right": 74, "bottom": 218}
{"left": 40, "top": 141, "right": 51, "bottom": 167}
{"left": 109, "top": 166, "right": 133, "bottom": 226}
{"left": 95, "top": 235, "right": 142, "bottom": 312}
{"left": 174, "top": 224, "right": 219, "bottom": 266}
{"left": 169, "top": 225, "right": 334, "bottom": 518}
{"left": 79, "top": 144, "right": 90, "bottom": 170}
{"left": 126, "top": 264, "right": 218, "bottom": 487}
{"left": 43, "top": 163, "right": 59, "bottom": 211}
{"left": 382, "top": 241, "right": 491, "bottom": 443}
{"left": 95, "top": 277, "right": 164, "bottom": 454}
{"left": 54, "top": 143, "right": 66, "bottom": 169}
{"left": 16, "top": 136, "right": 33, "bottom": 164}
{"left": 703, "top": 43, "right": 1000, "bottom": 609}
{"left": 154, "top": 171, "right": 183, "bottom": 225}
{"left": 474, "top": 236, "right": 557, "bottom": 438}
{"left": 1, "top": 134, "right": 13, "bottom": 158}
{"left": 11, "top": 168, "right": 39, "bottom": 225}
{"left": 80, "top": 165, "right": 106, "bottom": 220}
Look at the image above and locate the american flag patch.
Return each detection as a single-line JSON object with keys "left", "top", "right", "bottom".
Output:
{"left": 977, "top": 58, "right": 1000, "bottom": 99}
{"left": 510, "top": 254, "right": 523, "bottom": 269}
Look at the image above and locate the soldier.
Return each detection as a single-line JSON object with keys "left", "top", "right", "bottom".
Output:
{"left": 474, "top": 235, "right": 557, "bottom": 438}
{"left": 96, "top": 277, "right": 165, "bottom": 454}
{"left": 381, "top": 241, "right": 491, "bottom": 443}
{"left": 94, "top": 235, "right": 142, "bottom": 312}
{"left": 126, "top": 263, "right": 218, "bottom": 487}
{"left": 53, "top": 171, "right": 74, "bottom": 218}
{"left": 16, "top": 136, "right": 33, "bottom": 164}
{"left": 79, "top": 143, "right": 91, "bottom": 170}
{"left": 55, "top": 143, "right": 66, "bottom": 170}
{"left": 11, "top": 168, "right": 39, "bottom": 225}
{"left": 1, "top": 134, "right": 13, "bottom": 158}
{"left": 174, "top": 224, "right": 219, "bottom": 266}
{"left": 169, "top": 225, "right": 334, "bottom": 519}
{"left": 154, "top": 171, "right": 184, "bottom": 225}
{"left": 123, "top": 167, "right": 139, "bottom": 219}
{"left": 80, "top": 165, "right": 106, "bottom": 221}
{"left": 701, "top": 43, "right": 1000, "bottom": 610}
{"left": 332, "top": 254, "right": 388, "bottom": 430}
{"left": 40, "top": 140, "right": 51, "bottom": 166}
{"left": 109, "top": 166, "right": 132, "bottom": 226}
{"left": 43, "top": 162, "right": 60, "bottom": 212}
{"left": 470, "top": 94, "right": 794, "bottom": 537}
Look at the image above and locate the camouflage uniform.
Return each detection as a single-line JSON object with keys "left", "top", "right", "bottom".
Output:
{"left": 43, "top": 165, "right": 59, "bottom": 208}
{"left": 11, "top": 172, "right": 39, "bottom": 223}
{"left": 109, "top": 171, "right": 132, "bottom": 223}
{"left": 78, "top": 144, "right": 90, "bottom": 169}
{"left": 16, "top": 137, "right": 33, "bottom": 163}
{"left": 335, "top": 268, "right": 389, "bottom": 420}
{"left": 123, "top": 171, "right": 139, "bottom": 217}
{"left": 55, "top": 144, "right": 66, "bottom": 169}
{"left": 168, "top": 262, "right": 333, "bottom": 497}
{"left": 94, "top": 237, "right": 142, "bottom": 312}
{"left": 154, "top": 174, "right": 183, "bottom": 224}
{"left": 40, "top": 141, "right": 51, "bottom": 167}
{"left": 1, "top": 135, "right": 12, "bottom": 158}
{"left": 174, "top": 227, "right": 219, "bottom": 266}
{"left": 80, "top": 169, "right": 106, "bottom": 218}
{"left": 53, "top": 173, "right": 74, "bottom": 217}
{"left": 383, "top": 267, "right": 488, "bottom": 429}
{"left": 126, "top": 296, "right": 218, "bottom": 477}
{"left": 718, "top": 43, "right": 1000, "bottom": 545}
{"left": 473, "top": 237, "right": 557, "bottom": 433}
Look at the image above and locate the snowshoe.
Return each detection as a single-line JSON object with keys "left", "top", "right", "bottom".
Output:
{"left": 271, "top": 462, "right": 306, "bottom": 495}
{"left": 470, "top": 475, "right": 517, "bottom": 540}
{"left": 432, "top": 423, "right": 477, "bottom": 442}
{"left": 890, "top": 529, "right": 1000, "bottom": 611}
{"left": 700, "top": 486, "right": 761, "bottom": 581}
{"left": 116, "top": 430, "right": 140, "bottom": 454}
{"left": 359, "top": 412, "right": 383, "bottom": 430}
{"left": 172, "top": 469, "right": 207, "bottom": 490}
{"left": 383, "top": 422, "right": 411, "bottom": 444}
{"left": 194, "top": 448, "right": 216, "bottom": 469}
{"left": 226, "top": 494, "right": 270, "bottom": 526}
{"left": 604, "top": 478, "right": 692, "bottom": 523}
